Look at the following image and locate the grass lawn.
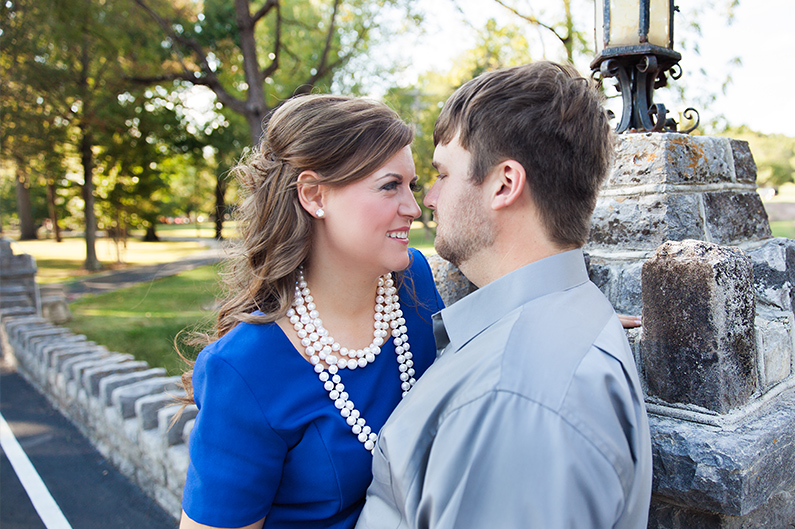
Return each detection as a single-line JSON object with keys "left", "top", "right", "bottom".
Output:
{"left": 65, "top": 265, "right": 222, "bottom": 376}
{"left": 770, "top": 220, "right": 795, "bottom": 239}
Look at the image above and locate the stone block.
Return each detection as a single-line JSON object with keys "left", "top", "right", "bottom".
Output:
{"left": 754, "top": 314, "right": 793, "bottom": 388}
{"left": 68, "top": 353, "right": 132, "bottom": 385}
{"left": 158, "top": 404, "right": 198, "bottom": 446}
{"left": 37, "top": 334, "right": 87, "bottom": 365}
{"left": 60, "top": 351, "right": 114, "bottom": 382}
{"left": 730, "top": 139, "right": 758, "bottom": 184}
{"left": 41, "top": 295, "right": 72, "bottom": 324}
{"left": 49, "top": 344, "right": 103, "bottom": 370}
{"left": 112, "top": 377, "right": 181, "bottom": 419}
{"left": 608, "top": 134, "right": 734, "bottom": 187}
{"left": 747, "top": 237, "right": 795, "bottom": 312}
{"left": 704, "top": 191, "right": 771, "bottom": 244}
{"left": 642, "top": 240, "right": 757, "bottom": 413}
{"left": 427, "top": 254, "right": 477, "bottom": 306}
{"left": 135, "top": 390, "right": 186, "bottom": 430}
{"left": 82, "top": 360, "right": 150, "bottom": 397}
{"left": 590, "top": 193, "right": 705, "bottom": 250}
{"left": 100, "top": 368, "right": 169, "bottom": 407}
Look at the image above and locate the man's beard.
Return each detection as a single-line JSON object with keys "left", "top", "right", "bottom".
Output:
{"left": 434, "top": 189, "right": 495, "bottom": 269}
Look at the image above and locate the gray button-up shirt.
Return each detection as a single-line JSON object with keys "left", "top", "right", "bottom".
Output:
{"left": 357, "top": 249, "right": 652, "bottom": 529}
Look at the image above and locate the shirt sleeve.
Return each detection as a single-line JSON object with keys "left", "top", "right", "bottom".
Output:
{"left": 182, "top": 346, "right": 288, "bottom": 528}
{"left": 414, "top": 391, "right": 626, "bottom": 529}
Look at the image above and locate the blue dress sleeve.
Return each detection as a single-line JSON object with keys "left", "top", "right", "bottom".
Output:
{"left": 406, "top": 248, "right": 445, "bottom": 312}
{"left": 183, "top": 342, "right": 288, "bottom": 527}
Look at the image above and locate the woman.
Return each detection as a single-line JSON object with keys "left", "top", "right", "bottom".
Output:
{"left": 180, "top": 95, "right": 444, "bottom": 529}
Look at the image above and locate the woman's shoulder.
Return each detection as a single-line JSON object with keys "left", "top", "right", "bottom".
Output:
{"left": 199, "top": 317, "right": 286, "bottom": 367}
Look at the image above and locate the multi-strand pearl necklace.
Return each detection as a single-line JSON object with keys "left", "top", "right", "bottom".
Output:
{"left": 287, "top": 270, "right": 415, "bottom": 451}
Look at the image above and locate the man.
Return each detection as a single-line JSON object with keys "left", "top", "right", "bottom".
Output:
{"left": 356, "top": 62, "right": 652, "bottom": 528}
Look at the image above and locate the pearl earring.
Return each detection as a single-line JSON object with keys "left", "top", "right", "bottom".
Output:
{"left": 315, "top": 208, "right": 325, "bottom": 218}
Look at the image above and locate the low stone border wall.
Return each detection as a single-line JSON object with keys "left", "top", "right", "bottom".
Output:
{"left": 1, "top": 306, "right": 190, "bottom": 520}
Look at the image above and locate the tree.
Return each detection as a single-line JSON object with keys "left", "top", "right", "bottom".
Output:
{"left": 130, "top": 0, "right": 421, "bottom": 147}
{"left": 2, "top": 0, "right": 187, "bottom": 267}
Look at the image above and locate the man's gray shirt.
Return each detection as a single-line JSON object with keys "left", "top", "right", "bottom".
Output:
{"left": 356, "top": 249, "right": 652, "bottom": 529}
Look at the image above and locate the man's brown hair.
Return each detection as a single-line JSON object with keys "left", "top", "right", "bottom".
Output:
{"left": 434, "top": 61, "right": 613, "bottom": 248}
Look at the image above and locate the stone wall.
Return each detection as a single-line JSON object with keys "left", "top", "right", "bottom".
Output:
{"left": 0, "top": 240, "right": 188, "bottom": 521}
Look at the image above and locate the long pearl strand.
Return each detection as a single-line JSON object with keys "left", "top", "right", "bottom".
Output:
{"left": 287, "top": 270, "right": 416, "bottom": 451}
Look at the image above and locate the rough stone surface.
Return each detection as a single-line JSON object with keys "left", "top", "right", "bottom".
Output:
{"left": 158, "top": 404, "right": 198, "bottom": 446}
{"left": 648, "top": 387, "right": 795, "bottom": 519}
{"left": 83, "top": 360, "right": 149, "bottom": 396}
{"left": 642, "top": 240, "right": 757, "bottom": 412}
{"left": 427, "top": 254, "right": 477, "bottom": 307}
{"left": 608, "top": 134, "right": 734, "bottom": 187}
{"left": 704, "top": 191, "right": 772, "bottom": 244}
{"left": 590, "top": 193, "right": 705, "bottom": 250}
{"left": 747, "top": 237, "right": 795, "bottom": 312}
{"left": 136, "top": 391, "right": 186, "bottom": 430}
{"left": 754, "top": 314, "right": 794, "bottom": 389}
{"left": 586, "top": 256, "right": 645, "bottom": 316}
{"left": 730, "top": 139, "right": 758, "bottom": 184}
{"left": 112, "top": 377, "right": 181, "bottom": 419}
{"left": 100, "top": 368, "right": 169, "bottom": 407}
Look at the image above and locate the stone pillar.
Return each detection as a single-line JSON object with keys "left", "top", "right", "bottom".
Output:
{"left": 580, "top": 134, "right": 795, "bottom": 528}
{"left": 642, "top": 240, "right": 757, "bottom": 413}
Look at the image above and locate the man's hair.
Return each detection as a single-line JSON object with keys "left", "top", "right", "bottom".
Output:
{"left": 433, "top": 61, "right": 613, "bottom": 248}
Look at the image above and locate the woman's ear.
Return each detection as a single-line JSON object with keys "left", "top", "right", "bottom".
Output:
{"left": 296, "top": 171, "right": 326, "bottom": 218}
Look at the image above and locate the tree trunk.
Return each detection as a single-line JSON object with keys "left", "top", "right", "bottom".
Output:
{"left": 79, "top": 36, "right": 101, "bottom": 271}
{"left": 247, "top": 113, "right": 265, "bottom": 147}
{"left": 143, "top": 224, "right": 160, "bottom": 242}
{"left": 15, "top": 166, "right": 37, "bottom": 240}
{"left": 214, "top": 175, "right": 228, "bottom": 240}
{"left": 81, "top": 128, "right": 102, "bottom": 270}
{"left": 46, "top": 179, "right": 62, "bottom": 242}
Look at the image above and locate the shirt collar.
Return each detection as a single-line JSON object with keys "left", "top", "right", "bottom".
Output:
{"left": 432, "top": 249, "right": 590, "bottom": 357}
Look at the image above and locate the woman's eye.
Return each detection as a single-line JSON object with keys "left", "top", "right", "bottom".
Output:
{"left": 410, "top": 181, "right": 421, "bottom": 192}
{"left": 381, "top": 181, "right": 399, "bottom": 191}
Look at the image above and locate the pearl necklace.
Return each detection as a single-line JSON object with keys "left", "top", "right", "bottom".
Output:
{"left": 287, "top": 270, "right": 416, "bottom": 451}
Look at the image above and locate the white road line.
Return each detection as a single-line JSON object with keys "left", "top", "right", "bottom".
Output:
{"left": 0, "top": 411, "right": 73, "bottom": 529}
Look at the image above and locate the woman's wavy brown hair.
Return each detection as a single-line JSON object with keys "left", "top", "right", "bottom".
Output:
{"left": 180, "top": 94, "right": 414, "bottom": 403}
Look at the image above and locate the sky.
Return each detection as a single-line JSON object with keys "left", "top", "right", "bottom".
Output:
{"left": 401, "top": 0, "right": 795, "bottom": 137}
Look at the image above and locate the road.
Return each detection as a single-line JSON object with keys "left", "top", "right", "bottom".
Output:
{"left": 0, "top": 356, "right": 179, "bottom": 528}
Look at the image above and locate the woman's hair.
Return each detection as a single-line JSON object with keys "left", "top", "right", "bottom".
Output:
{"left": 180, "top": 94, "right": 414, "bottom": 402}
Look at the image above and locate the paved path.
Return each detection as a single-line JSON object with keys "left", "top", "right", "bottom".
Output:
{"left": 61, "top": 238, "right": 226, "bottom": 299}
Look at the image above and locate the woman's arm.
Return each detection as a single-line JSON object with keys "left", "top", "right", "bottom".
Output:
{"left": 180, "top": 510, "right": 265, "bottom": 529}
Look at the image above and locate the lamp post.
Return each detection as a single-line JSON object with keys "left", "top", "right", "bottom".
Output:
{"left": 591, "top": 0, "right": 698, "bottom": 133}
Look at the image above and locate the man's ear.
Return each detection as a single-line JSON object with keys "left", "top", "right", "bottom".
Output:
{"left": 296, "top": 171, "right": 326, "bottom": 217}
{"left": 490, "top": 160, "right": 526, "bottom": 211}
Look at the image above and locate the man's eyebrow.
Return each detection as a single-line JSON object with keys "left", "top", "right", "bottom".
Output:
{"left": 432, "top": 161, "right": 441, "bottom": 170}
